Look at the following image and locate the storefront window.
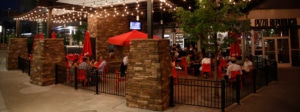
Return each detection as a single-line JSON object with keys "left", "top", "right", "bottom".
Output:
{"left": 262, "top": 29, "right": 289, "bottom": 37}
{"left": 254, "top": 30, "right": 262, "bottom": 56}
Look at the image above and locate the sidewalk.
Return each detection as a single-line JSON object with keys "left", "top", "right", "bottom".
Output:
{"left": 227, "top": 67, "right": 300, "bottom": 112}
{"left": 1, "top": 49, "right": 300, "bottom": 112}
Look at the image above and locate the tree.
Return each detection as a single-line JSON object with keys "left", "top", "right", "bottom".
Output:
{"left": 175, "top": 0, "right": 251, "bottom": 80}
{"left": 73, "top": 24, "right": 87, "bottom": 44}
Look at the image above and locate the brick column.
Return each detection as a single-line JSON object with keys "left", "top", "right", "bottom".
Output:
{"left": 6, "top": 38, "right": 28, "bottom": 70}
{"left": 126, "top": 39, "right": 171, "bottom": 111}
{"left": 30, "top": 39, "right": 65, "bottom": 86}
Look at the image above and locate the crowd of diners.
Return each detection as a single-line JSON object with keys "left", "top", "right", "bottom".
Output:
{"left": 65, "top": 51, "right": 129, "bottom": 82}
{"left": 170, "top": 43, "right": 253, "bottom": 80}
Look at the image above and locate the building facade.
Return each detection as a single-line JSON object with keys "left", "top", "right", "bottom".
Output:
{"left": 247, "top": 0, "right": 300, "bottom": 67}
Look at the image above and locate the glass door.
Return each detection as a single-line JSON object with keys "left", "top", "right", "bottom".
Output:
{"left": 262, "top": 37, "right": 291, "bottom": 67}
{"left": 263, "top": 39, "right": 276, "bottom": 61}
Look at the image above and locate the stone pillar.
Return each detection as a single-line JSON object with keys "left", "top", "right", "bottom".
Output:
{"left": 6, "top": 38, "right": 28, "bottom": 70}
{"left": 126, "top": 39, "right": 171, "bottom": 111}
{"left": 30, "top": 39, "right": 65, "bottom": 86}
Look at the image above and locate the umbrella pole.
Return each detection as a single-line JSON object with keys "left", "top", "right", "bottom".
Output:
{"left": 147, "top": 0, "right": 153, "bottom": 39}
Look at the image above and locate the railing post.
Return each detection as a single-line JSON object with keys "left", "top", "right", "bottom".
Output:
{"left": 74, "top": 67, "right": 78, "bottom": 90}
{"left": 169, "top": 76, "right": 175, "bottom": 107}
{"left": 236, "top": 75, "right": 241, "bottom": 105}
{"left": 95, "top": 70, "right": 99, "bottom": 95}
{"left": 55, "top": 64, "right": 58, "bottom": 85}
{"left": 18, "top": 56, "right": 20, "bottom": 69}
{"left": 253, "top": 69, "right": 257, "bottom": 93}
{"left": 256, "top": 56, "right": 259, "bottom": 69}
{"left": 28, "top": 59, "right": 31, "bottom": 76}
{"left": 265, "top": 65, "right": 269, "bottom": 86}
{"left": 221, "top": 80, "right": 226, "bottom": 112}
{"left": 22, "top": 58, "right": 25, "bottom": 73}
{"left": 274, "top": 61, "right": 278, "bottom": 81}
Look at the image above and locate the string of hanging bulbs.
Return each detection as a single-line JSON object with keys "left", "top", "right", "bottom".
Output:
{"left": 14, "top": 0, "right": 177, "bottom": 24}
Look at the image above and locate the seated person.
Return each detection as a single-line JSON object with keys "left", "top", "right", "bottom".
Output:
{"left": 201, "top": 54, "right": 211, "bottom": 78}
{"left": 226, "top": 57, "right": 242, "bottom": 79}
{"left": 78, "top": 58, "right": 91, "bottom": 70}
{"left": 78, "top": 58, "right": 94, "bottom": 85}
{"left": 185, "top": 52, "right": 194, "bottom": 75}
{"left": 97, "top": 56, "right": 107, "bottom": 74}
{"left": 109, "top": 50, "right": 115, "bottom": 60}
{"left": 242, "top": 56, "right": 253, "bottom": 75}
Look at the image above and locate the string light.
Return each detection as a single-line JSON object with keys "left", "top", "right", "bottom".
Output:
{"left": 14, "top": 0, "right": 179, "bottom": 24}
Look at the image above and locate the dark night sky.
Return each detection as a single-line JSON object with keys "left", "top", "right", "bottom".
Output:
{"left": 0, "top": 0, "right": 19, "bottom": 12}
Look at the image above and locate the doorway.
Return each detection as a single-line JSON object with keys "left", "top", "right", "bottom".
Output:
{"left": 262, "top": 37, "right": 291, "bottom": 67}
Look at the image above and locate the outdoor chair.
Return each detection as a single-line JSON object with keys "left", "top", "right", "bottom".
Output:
{"left": 172, "top": 66, "right": 179, "bottom": 84}
{"left": 115, "top": 70, "right": 126, "bottom": 90}
{"left": 217, "top": 65, "right": 225, "bottom": 80}
{"left": 180, "top": 57, "right": 186, "bottom": 70}
{"left": 201, "top": 63, "right": 212, "bottom": 79}
{"left": 98, "top": 66, "right": 108, "bottom": 82}
{"left": 180, "top": 57, "right": 194, "bottom": 76}
{"left": 229, "top": 70, "right": 242, "bottom": 89}
{"left": 243, "top": 69, "right": 254, "bottom": 85}
{"left": 66, "top": 62, "right": 71, "bottom": 82}
{"left": 220, "top": 59, "right": 227, "bottom": 67}
{"left": 77, "top": 69, "right": 87, "bottom": 87}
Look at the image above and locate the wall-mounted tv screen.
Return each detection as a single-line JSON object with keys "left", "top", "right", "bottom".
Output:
{"left": 129, "top": 21, "right": 142, "bottom": 30}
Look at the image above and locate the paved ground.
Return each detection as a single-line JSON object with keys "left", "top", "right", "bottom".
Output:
{"left": 1, "top": 49, "right": 300, "bottom": 112}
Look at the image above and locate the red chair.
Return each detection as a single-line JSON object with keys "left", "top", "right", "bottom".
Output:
{"left": 77, "top": 69, "right": 87, "bottom": 86}
{"left": 201, "top": 63, "right": 212, "bottom": 79}
{"left": 180, "top": 57, "right": 186, "bottom": 68}
{"left": 66, "top": 61, "right": 71, "bottom": 81}
{"left": 99, "top": 66, "right": 108, "bottom": 82}
{"left": 172, "top": 67, "right": 178, "bottom": 84}
{"left": 115, "top": 70, "right": 126, "bottom": 90}
{"left": 220, "top": 59, "right": 227, "bottom": 67}
{"left": 180, "top": 57, "right": 195, "bottom": 76}
{"left": 229, "top": 70, "right": 242, "bottom": 89}
{"left": 217, "top": 65, "right": 225, "bottom": 80}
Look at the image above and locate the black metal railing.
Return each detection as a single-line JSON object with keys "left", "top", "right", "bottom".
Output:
{"left": 171, "top": 78, "right": 223, "bottom": 109}
{"left": 55, "top": 64, "right": 126, "bottom": 96}
{"left": 170, "top": 61, "right": 278, "bottom": 112}
{"left": 251, "top": 55, "right": 268, "bottom": 69}
{"left": 18, "top": 56, "right": 30, "bottom": 76}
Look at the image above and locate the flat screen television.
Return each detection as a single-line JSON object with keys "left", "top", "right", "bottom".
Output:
{"left": 129, "top": 21, "right": 142, "bottom": 30}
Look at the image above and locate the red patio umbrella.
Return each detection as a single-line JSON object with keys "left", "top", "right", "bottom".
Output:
{"left": 82, "top": 31, "right": 93, "bottom": 57}
{"left": 230, "top": 43, "right": 241, "bottom": 57}
{"left": 51, "top": 32, "right": 56, "bottom": 39}
{"left": 229, "top": 32, "right": 241, "bottom": 57}
{"left": 108, "top": 30, "right": 159, "bottom": 46}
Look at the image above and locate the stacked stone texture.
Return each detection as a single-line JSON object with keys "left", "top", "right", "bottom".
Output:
{"left": 88, "top": 9, "right": 136, "bottom": 72}
{"left": 6, "top": 38, "right": 28, "bottom": 70}
{"left": 88, "top": 9, "right": 148, "bottom": 72}
{"left": 126, "top": 39, "right": 171, "bottom": 111}
{"left": 30, "top": 39, "right": 65, "bottom": 86}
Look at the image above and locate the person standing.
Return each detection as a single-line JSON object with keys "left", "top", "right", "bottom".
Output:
{"left": 120, "top": 52, "right": 129, "bottom": 77}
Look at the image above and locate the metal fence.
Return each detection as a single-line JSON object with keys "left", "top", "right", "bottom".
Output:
{"left": 170, "top": 61, "right": 278, "bottom": 112}
{"left": 55, "top": 64, "right": 126, "bottom": 96}
{"left": 18, "top": 56, "right": 30, "bottom": 76}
